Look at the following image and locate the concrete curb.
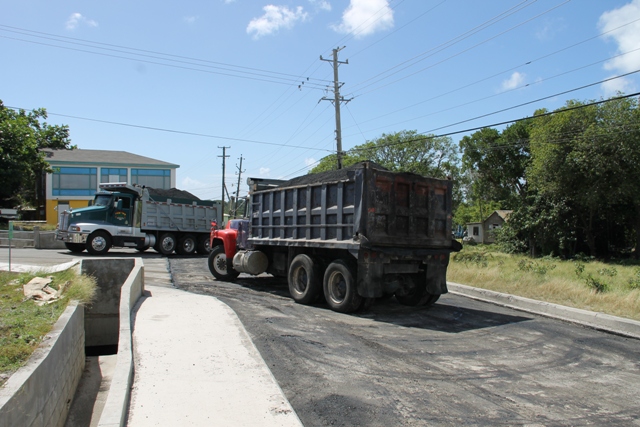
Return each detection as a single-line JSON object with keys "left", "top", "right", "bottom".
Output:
{"left": 0, "top": 302, "right": 84, "bottom": 427}
{"left": 447, "top": 282, "right": 640, "bottom": 340}
{"left": 96, "top": 258, "right": 144, "bottom": 427}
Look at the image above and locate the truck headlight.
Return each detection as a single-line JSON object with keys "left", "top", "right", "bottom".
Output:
{"left": 69, "top": 225, "right": 81, "bottom": 232}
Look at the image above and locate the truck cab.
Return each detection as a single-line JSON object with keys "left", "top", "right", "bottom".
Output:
{"left": 57, "top": 184, "right": 153, "bottom": 255}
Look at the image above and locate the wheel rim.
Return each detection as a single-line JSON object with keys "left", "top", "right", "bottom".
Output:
{"left": 183, "top": 238, "right": 195, "bottom": 252}
{"left": 327, "top": 271, "right": 347, "bottom": 303}
{"left": 213, "top": 253, "right": 228, "bottom": 275}
{"left": 292, "top": 266, "right": 308, "bottom": 294}
{"left": 92, "top": 236, "right": 107, "bottom": 252}
{"left": 162, "top": 237, "right": 175, "bottom": 252}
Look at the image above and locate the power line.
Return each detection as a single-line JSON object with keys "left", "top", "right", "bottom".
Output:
{"left": 0, "top": 31, "right": 329, "bottom": 90}
{"left": 3, "top": 106, "right": 334, "bottom": 153}
{"left": 349, "top": 0, "right": 537, "bottom": 93}
{"left": 347, "top": 91, "right": 640, "bottom": 157}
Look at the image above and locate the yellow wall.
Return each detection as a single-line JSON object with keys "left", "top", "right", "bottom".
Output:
{"left": 46, "top": 199, "right": 92, "bottom": 225}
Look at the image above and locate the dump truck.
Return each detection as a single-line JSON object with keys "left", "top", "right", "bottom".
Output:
{"left": 208, "top": 162, "right": 461, "bottom": 313}
{"left": 56, "top": 183, "right": 222, "bottom": 255}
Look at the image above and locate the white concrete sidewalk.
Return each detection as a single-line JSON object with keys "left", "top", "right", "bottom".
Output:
{"left": 127, "top": 283, "right": 303, "bottom": 427}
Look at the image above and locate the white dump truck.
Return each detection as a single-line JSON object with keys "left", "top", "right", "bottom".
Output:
{"left": 56, "top": 183, "right": 222, "bottom": 255}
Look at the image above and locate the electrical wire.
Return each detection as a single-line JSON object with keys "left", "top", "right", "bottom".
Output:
{"left": 3, "top": 106, "right": 334, "bottom": 153}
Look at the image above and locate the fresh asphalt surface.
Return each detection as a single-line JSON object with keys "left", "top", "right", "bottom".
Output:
{"left": 3, "top": 248, "right": 640, "bottom": 426}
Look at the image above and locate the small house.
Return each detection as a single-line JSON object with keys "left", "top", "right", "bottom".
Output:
{"left": 466, "top": 210, "right": 512, "bottom": 244}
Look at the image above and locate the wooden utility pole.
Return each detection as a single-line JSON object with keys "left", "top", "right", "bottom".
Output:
{"left": 234, "top": 155, "right": 245, "bottom": 218}
{"left": 218, "top": 146, "right": 230, "bottom": 223}
{"left": 321, "top": 47, "right": 351, "bottom": 169}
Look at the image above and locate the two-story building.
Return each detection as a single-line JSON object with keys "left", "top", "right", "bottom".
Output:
{"left": 42, "top": 149, "right": 178, "bottom": 225}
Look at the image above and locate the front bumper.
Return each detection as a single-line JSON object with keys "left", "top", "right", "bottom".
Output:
{"left": 56, "top": 231, "right": 89, "bottom": 244}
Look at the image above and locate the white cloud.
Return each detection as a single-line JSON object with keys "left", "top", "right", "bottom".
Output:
{"left": 304, "top": 157, "right": 317, "bottom": 168}
{"left": 247, "top": 5, "right": 309, "bottom": 39}
{"left": 501, "top": 72, "right": 526, "bottom": 91}
{"left": 310, "top": 0, "right": 331, "bottom": 12}
{"left": 183, "top": 16, "right": 198, "bottom": 24}
{"left": 602, "top": 75, "right": 636, "bottom": 97}
{"left": 331, "top": 0, "right": 393, "bottom": 38}
{"left": 599, "top": 0, "right": 640, "bottom": 86}
{"left": 259, "top": 167, "right": 271, "bottom": 176}
{"left": 181, "top": 176, "right": 205, "bottom": 190}
{"left": 65, "top": 13, "right": 98, "bottom": 30}
{"left": 535, "top": 18, "right": 565, "bottom": 42}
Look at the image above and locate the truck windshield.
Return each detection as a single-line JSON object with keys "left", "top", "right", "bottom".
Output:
{"left": 94, "top": 195, "right": 112, "bottom": 206}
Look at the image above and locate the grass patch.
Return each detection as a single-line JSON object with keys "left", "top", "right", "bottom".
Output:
{"left": 448, "top": 245, "right": 640, "bottom": 321}
{"left": 0, "top": 269, "right": 96, "bottom": 386}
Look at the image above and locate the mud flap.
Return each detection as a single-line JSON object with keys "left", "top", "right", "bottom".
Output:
{"left": 425, "top": 260, "right": 449, "bottom": 295}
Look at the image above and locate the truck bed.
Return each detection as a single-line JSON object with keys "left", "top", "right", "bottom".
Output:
{"left": 248, "top": 162, "right": 453, "bottom": 250}
{"left": 141, "top": 199, "right": 219, "bottom": 233}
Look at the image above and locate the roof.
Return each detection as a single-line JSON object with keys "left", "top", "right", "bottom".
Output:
{"left": 465, "top": 210, "right": 514, "bottom": 227}
{"left": 491, "top": 210, "right": 513, "bottom": 221}
{"left": 41, "top": 149, "right": 179, "bottom": 168}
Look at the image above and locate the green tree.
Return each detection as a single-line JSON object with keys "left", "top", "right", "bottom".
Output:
{"left": 459, "top": 120, "right": 532, "bottom": 209}
{"left": 526, "top": 96, "right": 640, "bottom": 257}
{"left": 312, "top": 130, "right": 459, "bottom": 178}
{"left": 0, "top": 101, "right": 73, "bottom": 208}
{"left": 311, "top": 130, "right": 461, "bottom": 207}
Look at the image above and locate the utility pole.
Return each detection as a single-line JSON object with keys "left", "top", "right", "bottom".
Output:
{"left": 218, "top": 146, "right": 230, "bottom": 223}
{"left": 321, "top": 46, "right": 351, "bottom": 169}
{"left": 234, "top": 155, "right": 245, "bottom": 218}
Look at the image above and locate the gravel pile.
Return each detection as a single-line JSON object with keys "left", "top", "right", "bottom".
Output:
{"left": 277, "top": 161, "right": 387, "bottom": 188}
{"left": 147, "top": 187, "right": 200, "bottom": 201}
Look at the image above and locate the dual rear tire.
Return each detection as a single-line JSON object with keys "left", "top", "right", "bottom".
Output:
{"left": 287, "top": 256, "right": 363, "bottom": 314}
{"left": 288, "top": 256, "right": 440, "bottom": 312}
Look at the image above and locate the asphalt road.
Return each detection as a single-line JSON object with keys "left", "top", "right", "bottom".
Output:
{"left": 4, "top": 249, "right": 640, "bottom": 426}
{"left": 170, "top": 257, "right": 640, "bottom": 427}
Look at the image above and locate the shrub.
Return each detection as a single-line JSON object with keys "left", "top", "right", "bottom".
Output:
{"left": 628, "top": 268, "right": 640, "bottom": 290}
{"left": 453, "top": 251, "right": 491, "bottom": 267}
{"left": 517, "top": 259, "right": 556, "bottom": 275}
{"left": 584, "top": 274, "right": 609, "bottom": 293}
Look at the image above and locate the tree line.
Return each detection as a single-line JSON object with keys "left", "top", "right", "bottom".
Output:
{"left": 312, "top": 95, "right": 640, "bottom": 259}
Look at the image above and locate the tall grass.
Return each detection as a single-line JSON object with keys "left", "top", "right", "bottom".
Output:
{"left": 448, "top": 245, "right": 640, "bottom": 321}
{"left": 0, "top": 269, "right": 96, "bottom": 385}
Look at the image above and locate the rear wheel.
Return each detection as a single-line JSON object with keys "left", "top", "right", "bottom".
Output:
{"left": 323, "top": 260, "right": 362, "bottom": 313}
{"left": 418, "top": 293, "right": 440, "bottom": 306}
{"left": 395, "top": 274, "right": 427, "bottom": 306}
{"left": 288, "top": 254, "right": 323, "bottom": 304}
{"left": 176, "top": 234, "right": 197, "bottom": 255}
{"left": 196, "top": 235, "right": 211, "bottom": 254}
{"left": 157, "top": 232, "right": 177, "bottom": 255}
{"left": 86, "top": 231, "right": 111, "bottom": 255}
{"left": 65, "top": 243, "right": 85, "bottom": 253}
{"left": 208, "top": 245, "right": 240, "bottom": 281}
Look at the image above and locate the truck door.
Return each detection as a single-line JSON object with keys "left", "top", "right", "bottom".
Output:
{"left": 113, "top": 195, "right": 132, "bottom": 226}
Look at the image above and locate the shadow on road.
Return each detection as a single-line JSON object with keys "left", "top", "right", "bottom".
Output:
{"left": 230, "top": 275, "right": 532, "bottom": 334}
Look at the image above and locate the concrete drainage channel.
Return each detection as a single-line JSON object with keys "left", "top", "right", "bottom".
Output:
{"left": 0, "top": 258, "right": 145, "bottom": 427}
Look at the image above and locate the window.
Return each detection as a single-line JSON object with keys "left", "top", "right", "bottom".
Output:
{"left": 52, "top": 167, "right": 97, "bottom": 196}
{"left": 101, "top": 168, "right": 127, "bottom": 184}
{"left": 131, "top": 169, "right": 171, "bottom": 189}
{"left": 473, "top": 226, "right": 479, "bottom": 236}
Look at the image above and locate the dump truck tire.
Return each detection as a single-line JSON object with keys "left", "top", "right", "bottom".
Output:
{"left": 208, "top": 245, "right": 240, "bottom": 281}
{"left": 323, "top": 260, "right": 362, "bottom": 313}
{"left": 288, "top": 254, "right": 323, "bottom": 305}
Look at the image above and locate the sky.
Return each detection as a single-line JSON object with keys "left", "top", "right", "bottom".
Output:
{"left": 2, "top": 0, "right": 640, "bottom": 201}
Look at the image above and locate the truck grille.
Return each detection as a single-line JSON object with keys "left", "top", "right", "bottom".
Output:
{"left": 59, "top": 211, "right": 70, "bottom": 231}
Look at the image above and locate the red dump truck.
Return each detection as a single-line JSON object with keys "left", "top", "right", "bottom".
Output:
{"left": 208, "top": 162, "right": 461, "bottom": 313}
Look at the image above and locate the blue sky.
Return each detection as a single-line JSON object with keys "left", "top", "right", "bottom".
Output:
{"left": 2, "top": 0, "right": 640, "bottom": 200}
